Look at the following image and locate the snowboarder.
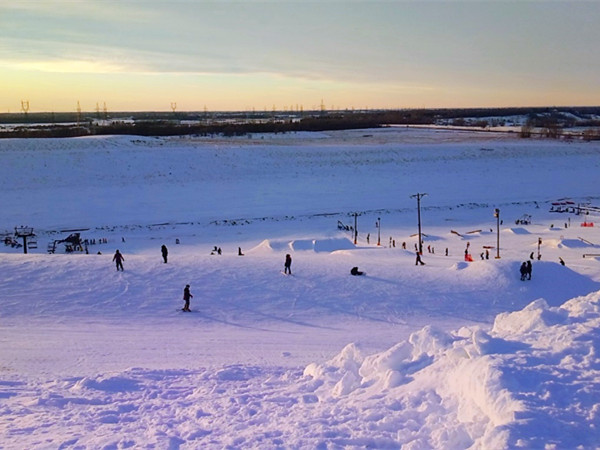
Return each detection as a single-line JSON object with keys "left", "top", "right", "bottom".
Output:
{"left": 529, "top": 251, "right": 534, "bottom": 260}
{"left": 284, "top": 254, "right": 292, "bottom": 274}
{"left": 113, "top": 249, "right": 125, "bottom": 271}
{"left": 350, "top": 266, "right": 364, "bottom": 276}
{"left": 526, "top": 260, "right": 532, "bottom": 280}
{"left": 182, "top": 284, "right": 193, "bottom": 312}
{"left": 161, "top": 245, "right": 168, "bottom": 263}
{"left": 559, "top": 257, "right": 565, "bottom": 266}
{"left": 415, "top": 251, "right": 425, "bottom": 266}
{"left": 520, "top": 262, "right": 528, "bottom": 281}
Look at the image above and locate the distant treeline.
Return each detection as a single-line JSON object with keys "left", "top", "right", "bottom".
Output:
{"left": 1, "top": 107, "right": 600, "bottom": 139}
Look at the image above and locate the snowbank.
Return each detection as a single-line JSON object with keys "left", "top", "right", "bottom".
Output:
{"left": 302, "top": 291, "right": 600, "bottom": 448}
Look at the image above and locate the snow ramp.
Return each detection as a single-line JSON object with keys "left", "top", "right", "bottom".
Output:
{"left": 249, "top": 238, "right": 355, "bottom": 253}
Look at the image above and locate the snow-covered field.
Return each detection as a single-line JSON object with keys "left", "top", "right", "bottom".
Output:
{"left": 1, "top": 128, "right": 600, "bottom": 449}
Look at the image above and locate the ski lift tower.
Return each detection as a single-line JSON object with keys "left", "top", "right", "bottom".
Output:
{"left": 14, "top": 226, "right": 35, "bottom": 254}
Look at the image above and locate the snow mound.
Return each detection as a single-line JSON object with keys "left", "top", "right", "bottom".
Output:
{"left": 505, "top": 227, "right": 530, "bottom": 235}
{"left": 250, "top": 238, "right": 355, "bottom": 253}
{"left": 249, "top": 239, "right": 291, "bottom": 252}
{"left": 558, "top": 238, "right": 597, "bottom": 249}
{"left": 303, "top": 290, "right": 600, "bottom": 448}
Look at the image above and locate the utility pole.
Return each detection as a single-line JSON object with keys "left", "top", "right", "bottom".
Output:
{"left": 21, "top": 100, "right": 30, "bottom": 121}
{"left": 494, "top": 208, "right": 501, "bottom": 258}
{"left": 411, "top": 193, "right": 427, "bottom": 254}
{"left": 76, "top": 101, "right": 82, "bottom": 127}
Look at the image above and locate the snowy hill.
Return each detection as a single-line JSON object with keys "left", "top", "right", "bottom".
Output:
{"left": 1, "top": 128, "right": 600, "bottom": 448}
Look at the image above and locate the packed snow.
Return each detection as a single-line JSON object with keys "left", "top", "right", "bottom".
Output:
{"left": 1, "top": 127, "right": 600, "bottom": 449}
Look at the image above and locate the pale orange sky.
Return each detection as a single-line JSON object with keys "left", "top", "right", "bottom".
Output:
{"left": 1, "top": 1, "right": 599, "bottom": 112}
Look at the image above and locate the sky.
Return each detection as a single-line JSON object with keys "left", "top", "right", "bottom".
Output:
{"left": 1, "top": 0, "right": 599, "bottom": 112}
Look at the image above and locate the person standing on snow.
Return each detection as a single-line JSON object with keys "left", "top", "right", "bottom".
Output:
{"left": 161, "top": 245, "right": 168, "bottom": 263}
{"left": 182, "top": 284, "right": 193, "bottom": 312}
{"left": 284, "top": 254, "right": 292, "bottom": 274}
{"left": 526, "top": 260, "right": 532, "bottom": 280}
{"left": 113, "top": 249, "right": 125, "bottom": 271}
{"left": 520, "top": 262, "right": 528, "bottom": 281}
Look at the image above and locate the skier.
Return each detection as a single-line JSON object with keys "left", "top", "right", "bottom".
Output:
{"left": 526, "top": 260, "right": 532, "bottom": 280}
{"left": 284, "top": 253, "right": 292, "bottom": 274}
{"left": 113, "top": 249, "right": 125, "bottom": 271}
{"left": 520, "top": 262, "right": 528, "bottom": 281}
{"left": 182, "top": 284, "right": 193, "bottom": 312}
{"left": 415, "top": 251, "right": 425, "bottom": 266}
{"left": 161, "top": 245, "right": 168, "bottom": 263}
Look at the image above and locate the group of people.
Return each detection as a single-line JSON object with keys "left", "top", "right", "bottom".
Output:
{"left": 110, "top": 239, "right": 562, "bottom": 313}
{"left": 519, "top": 260, "right": 533, "bottom": 281}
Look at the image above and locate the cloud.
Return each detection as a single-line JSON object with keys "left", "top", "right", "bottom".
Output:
{"left": 1, "top": 59, "right": 126, "bottom": 74}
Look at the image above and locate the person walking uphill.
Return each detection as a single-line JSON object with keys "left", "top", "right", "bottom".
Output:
{"left": 415, "top": 251, "right": 425, "bottom": 266}
{"left": 161, "top": 245, "right": 168, "bottom": 263}
{"left": 182, "top": 284, "right": 193, "bottom": 312}
{"left": 284, "top": 254, "right": 292, "bottom": 275}
{"left": 113, "top": 249, "right": 125, "bottom": 271}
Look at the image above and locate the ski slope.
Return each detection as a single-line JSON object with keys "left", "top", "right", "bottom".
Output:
{"left": 1, "top": 128, "right": 600, "bottom": 448}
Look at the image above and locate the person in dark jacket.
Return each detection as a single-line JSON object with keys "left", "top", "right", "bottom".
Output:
{"left": 284, "top": 254, "right": 292, "bottom": 274}
{"left": 161, "top": 245, "right": 168, "bottom": 263}
{"left": 113, "top": 249, "right": 125, "bottom": 271}
{"left": 526, "top": 260, "right": 532, "bottom": 280}
{"left": 182, "top": 284, "right": 193, "bottom": 312}
{"left": 415, "top": 251, "right": 425, "bottom": 266}
{"left": 350, "top": 266, "right": 364, "bottom": 276}
{"left": 520, "top": 262, "right": 528, "bottom": 281}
